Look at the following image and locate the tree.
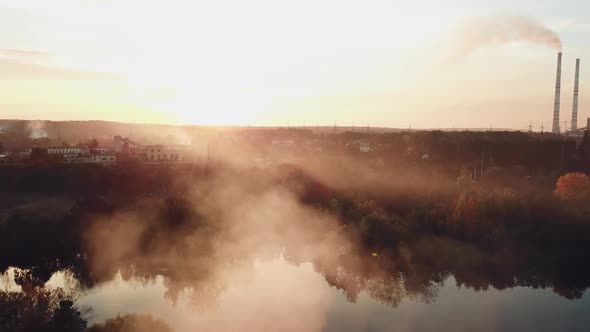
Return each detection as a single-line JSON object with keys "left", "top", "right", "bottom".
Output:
{"left": 29, "top": 147, "right": 49, "bottom": 162}
{"left": 86, "top": 139, "right": 100, "bottom": 149}
{"left": 87, "top": 314, "right": 173, "bottom": 332}
{"left": 0, "top": 141, "right": 4, "bottom": 154}
{"left": 0, "top": 284, "right": 88, "bottom": 332}
{"left": 554, "top": 172, "right": 590, "bottom": 203}
{"left": 49, "top": 300, "right": 88, "bottom": 332}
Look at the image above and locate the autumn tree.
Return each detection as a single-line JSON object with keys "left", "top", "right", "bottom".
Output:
{"left": 554, "top": 172, "right": 590, "bottom": 203}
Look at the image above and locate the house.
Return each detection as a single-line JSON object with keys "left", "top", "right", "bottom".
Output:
{"left": 360, "top": 142, "right": 371, "bottom": 153}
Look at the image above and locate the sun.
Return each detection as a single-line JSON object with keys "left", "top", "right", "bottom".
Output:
{"left": 64, "top": 0, "right": 459, "bottom": 126}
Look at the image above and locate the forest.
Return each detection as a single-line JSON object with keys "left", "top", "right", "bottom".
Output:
{"left": 1, "top": 143, "right": 590, "bottom": 331}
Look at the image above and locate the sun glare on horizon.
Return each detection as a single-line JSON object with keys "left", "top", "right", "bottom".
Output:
{"left": 0, "top": 0, "right": 579, "bottom": 129}
{"left": 31, "top": 0, "right": 457, "bottom": 126}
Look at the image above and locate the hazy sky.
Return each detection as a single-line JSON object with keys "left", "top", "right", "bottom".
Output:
{"left": 1, "top": 0, "right": 590, "bottom": 129}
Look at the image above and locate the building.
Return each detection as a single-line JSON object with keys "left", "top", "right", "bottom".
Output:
{"left": 47, "top": 146, "right": 117, "bottom": 164}
{"left": 145, "top": 144, "right": 183, "bottom": 162}
{"left": 93, "top": 147, "right": 112, "bottom": 154}
{"left": 360, "top": 142, "right": 371, "bottom": 153}
{"left": 48, "top": 147, "right": 87, "bottom": 156}
{"left": 90, "top": 153, "right": 116, "bottom": 164}
{"left": 145, "top": 145, "right": 163, "bottom": 161}
{"left": 114, "top": 136, "right": 126, "bottom": 153}
{"left": 114, "top": 135, "right": 141, "bottom": 154}
{"left": 162, "top": 146, "right": 182, "bottom": 161}
{"left": 271, "top": 139, "right": 295, "bottom": 147}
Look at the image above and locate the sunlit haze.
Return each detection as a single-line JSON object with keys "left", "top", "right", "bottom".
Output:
{"left": 1, "top": 0, "right": 589, "bottom": 129}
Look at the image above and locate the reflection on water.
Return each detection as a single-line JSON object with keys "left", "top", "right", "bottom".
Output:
{"left": 22, "top": 258, "right": 589, "bottom": 332}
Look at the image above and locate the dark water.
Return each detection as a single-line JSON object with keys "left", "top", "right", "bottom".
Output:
{"left": 6, "top": 259, "right": 587, "bottom": 332}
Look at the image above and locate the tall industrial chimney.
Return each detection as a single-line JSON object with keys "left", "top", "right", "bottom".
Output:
{"left": 552, "top": 52, "right": 562, "bottom": 134}
{"left": 571, "top": 58, "right": 580, "bottom": 131}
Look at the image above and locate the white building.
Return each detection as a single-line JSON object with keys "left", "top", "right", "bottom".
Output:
{"left": 272, "top": 139, "right": 295, "bottom": 146}
{"left": 360, "top": 142, "right": 371, "bottom": 153}
{"left": 93, "top": 147, "right": 112, "bottom": 154}
{"left": 48, "top": 146, "right": 117, "bottom": 164}
{"left": 48, "top": 147, "right": 87, "bottom": 156}
{"left": 90, "top": 153, "right": 116, "bottom": 164}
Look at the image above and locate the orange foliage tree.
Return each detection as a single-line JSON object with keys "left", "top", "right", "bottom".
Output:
{"left": 554, "top": 172, "right": 590, "bottom": 202}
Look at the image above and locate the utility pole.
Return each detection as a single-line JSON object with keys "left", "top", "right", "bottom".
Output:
{"left": 207, "top": 140, "right": 210, "bottom": 172}
{"left": 560, "top": 136, "right": 566, "bottom": 171}
{"left": 480, "top": 151, "right": 484, "bottom": 184}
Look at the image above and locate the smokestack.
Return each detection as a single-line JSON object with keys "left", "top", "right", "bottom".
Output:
{"left": 571, "top": 58, "right": 580, "bottom": 131}
{"left": 552, "top": 52, "right": 562, "bottom": 134}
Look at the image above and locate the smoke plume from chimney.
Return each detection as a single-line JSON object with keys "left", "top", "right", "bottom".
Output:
{"left": 449, "top": 14, "right": 562, "bottom": 58}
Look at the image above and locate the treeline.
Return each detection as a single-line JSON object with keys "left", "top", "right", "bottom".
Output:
{"left": 0, "top": 163, "right": 207, "bottom": 196}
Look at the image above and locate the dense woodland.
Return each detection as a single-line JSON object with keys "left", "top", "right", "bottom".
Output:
{"left": 1, "top": 123, "right": 590, "bottom": 331}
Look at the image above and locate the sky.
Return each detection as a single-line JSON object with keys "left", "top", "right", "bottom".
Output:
{"left": 1, "top": 0, "right": 590, "bottom": 129}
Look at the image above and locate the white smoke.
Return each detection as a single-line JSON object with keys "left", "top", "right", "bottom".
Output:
{"left": 447, "top": 14, "right": 562, "bottom": 59}
{"left": 27, "top": 120, "right": 48, "bottom": 139}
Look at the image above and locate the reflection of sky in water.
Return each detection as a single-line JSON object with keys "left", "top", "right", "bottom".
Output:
{"left": 13, "top": 260, "right": 590, "bottom": 332}
{"left": 324, "top": 278, "right": 590, "bottom": 332}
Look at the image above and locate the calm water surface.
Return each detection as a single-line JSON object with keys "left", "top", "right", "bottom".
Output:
{"left": 34, "top": 259, "right": 590, "bottom": 332}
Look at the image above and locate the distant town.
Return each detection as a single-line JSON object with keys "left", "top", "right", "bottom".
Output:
{"left": 1, "top": 119, "right": 590, "bottom": 178}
